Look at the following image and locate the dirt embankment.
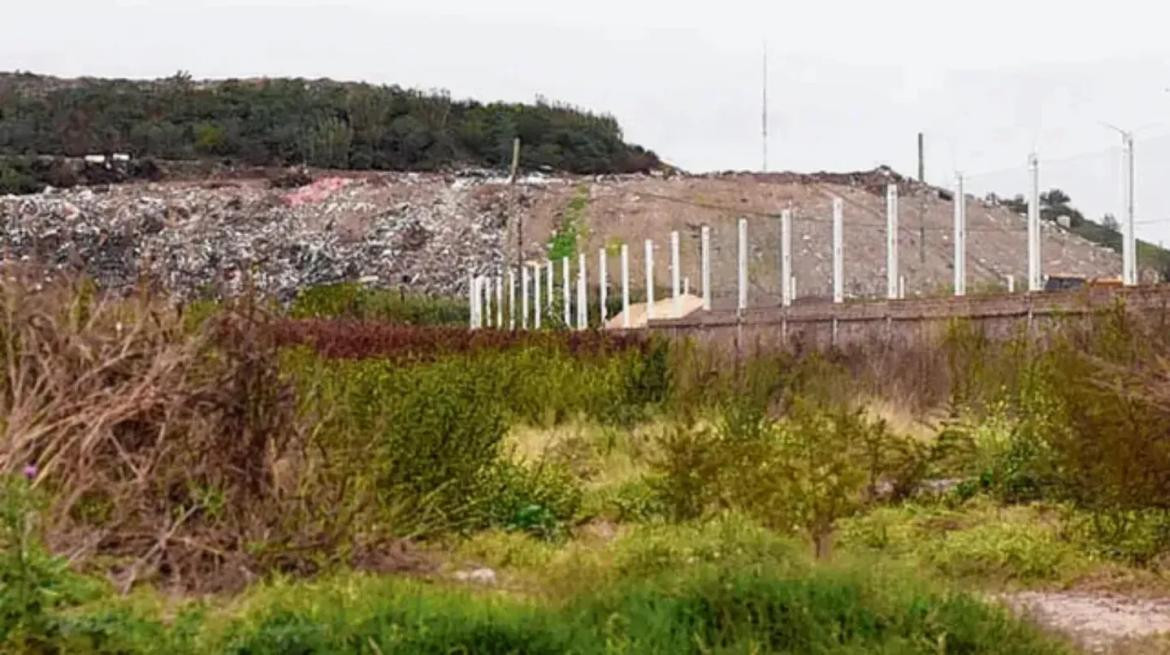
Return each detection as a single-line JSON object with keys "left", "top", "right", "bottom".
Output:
{"left": 0, "top": 167, "right": 1122, "bottom": 302}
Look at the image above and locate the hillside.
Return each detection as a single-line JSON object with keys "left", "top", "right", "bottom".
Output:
{"left": 0, "top": 72, "right": 659, "bottom": 175}
{"left": 0, "top": 167, "right": 1129, "bottom": 303}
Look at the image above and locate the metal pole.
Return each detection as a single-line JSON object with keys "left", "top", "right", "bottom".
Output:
{"left": 737, "top": 218, "right": 748, "bottom": 312}
{"left": 1028, "top": 153, "right": 1042, "bottom": 292}
{"left": 954, "top": 174, "right": 966, "bottom": 296}
{"left": 576, "top": 252, "right": 587, "bottom": 330}
{"left": 621, "top": 243, "right": 631, "bottom": 329}
{"left": 599, "top": 249, "right": 608, "bottom": 326}
{"left": 670, "top": 230, "right": 681, "bottom": 318}
{"left": 562, "top": 256, "right": 570, "bottom": 327}
{"left": 1124, "top": 133, "right": 1137, "bottom": 286}
{"left": 832, "top": 198, "right": 843, "bottom": 304}
{"left": 700, "top": 225, "right": 711, "bottom": 311}
{"left": 780, "top": 209, "right": 792, "bottom": 307}
{"left": 645, "top": 239, "right": 655, "bottom": 321}
{"left": 886, "top": 184, "right": 899, "bottom": 300}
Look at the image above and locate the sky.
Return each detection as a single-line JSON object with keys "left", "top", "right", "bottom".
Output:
{"left": 7, "top": 0, "right": 1170, "bottom": 243}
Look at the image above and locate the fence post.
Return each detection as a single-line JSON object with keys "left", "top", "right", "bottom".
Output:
{"left": 576, "top": 252, "right": 587, "bottom": 330}
{"left": 670, "top": 230, "right": 681, "bottom": 318}
{"left": 887, "top": 184, "right": 899, "bottom": 300}
{"left": 781, "top": 209, "right": 792, "bottom": 308}
{"left": 621, "top": 243, "right": 631, "bottom": 329}
{"left": 833, "top": 198, "right": 844, "bottom": 304}
{"left": 701, "top": 224, "right": 711, "bottom": 311}
{"left": 482, "top": 276, "right": 491, "bottom": 328}
{"left": 599, "top": 248, "right": 608, "bottom": 327}
{"left": 533, "top": 264, "right": 541, "bottom": 329}
{"left": 521, "top": 265, "right": 529, "bottom": 330}
{"left": 468, "top": 272, "right": 477, "bottom": 329}
{"left": 546, "top": 261, "right": 553, "bottom": 314}
{"left": 562, "top": 256, "right": 571, "bottom": 327}
{"left": 954, "top": 174, "right": 966, "bottom": 296}
{"left": 508, "top": 268, "right": 516, "bottom": 330}
{"left": 738, "top": 218, "right": 748, "bottom": 312}
{"left": 495, "top": 274, "right": 503, "bottom": 328}
{"left": 1028, "top": 154, "right": 1041, "bottom": 292}
{"left": 645, "top": 239, "right": 656, "bottom": 321}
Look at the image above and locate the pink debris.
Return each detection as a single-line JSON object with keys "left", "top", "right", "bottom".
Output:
{"left": 284, "top": 177, "right": 351, "bottom": 207}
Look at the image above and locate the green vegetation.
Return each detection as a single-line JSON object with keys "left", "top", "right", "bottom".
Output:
{"left": 548, "top": 185, "right": 590, "bottom": 261}
{"left": 288, "top": 282, "right": 468, "bottom": 325}
{"left": 0, "top": 72, "right": 659, "bottom": 184}
{"left": 992, "top": 187, "right": 1170, "bottom": 279}
{"left": 7, "top": 274, "right": 1170, "bottom": 652}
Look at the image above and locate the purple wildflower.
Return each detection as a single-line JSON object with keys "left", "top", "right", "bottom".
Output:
{"left": 22, "top": 464, "right": 37, "bottom": 481}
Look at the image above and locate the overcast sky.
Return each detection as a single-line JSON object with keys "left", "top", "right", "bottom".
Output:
{"left": 8, "top": 1, "right": 1170, "bottom": 243}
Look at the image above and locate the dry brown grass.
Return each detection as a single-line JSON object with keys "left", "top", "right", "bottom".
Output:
{"left": 0, "top": 271, "right": 329, "bottom": 591}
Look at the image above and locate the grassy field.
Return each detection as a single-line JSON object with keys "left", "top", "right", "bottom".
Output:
{"left": 3, "top": 276, "right": 1170, "bottom": 653}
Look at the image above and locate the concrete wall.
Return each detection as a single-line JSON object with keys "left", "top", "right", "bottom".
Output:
{"left": 649, "top": 286, "right": 1170, "bottom": 355}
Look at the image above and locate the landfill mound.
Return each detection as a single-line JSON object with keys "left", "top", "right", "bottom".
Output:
{"left": 0, "top": 167, "right": 1124, "bottom": 303}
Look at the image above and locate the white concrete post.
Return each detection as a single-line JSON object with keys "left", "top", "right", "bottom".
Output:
{"left": 886, "top": 184, "right": 899, "bottom": 300}
{"left": 1028, "top": 153, "right": 1042, "bottom": 292}
{"left": 832, "top": 198, "right": 844, "bottom": 304}
{"left": 576, "top": 252, "right": 588, "bottom": 330}
{"left": 670, "top": 230, "right": 681, "bottom": 318}
{"left": 1006, "top": 274, "right": 1016, "bottom": 294}
{"left": 562, "top": 256, "right": 571, "bottom": 327}
{"left": 520, "top": 265, "right": 529, "bottom": 330}
{"left": 684, "top": 277, "right": 690, "bottom": 296}
{"left": 546, "top": 261, "right": 554, "bottom": 313}
{"left": 700, "top": 225, "right": 711, "bottom": 311}
{"left": 533, "top": 264, "right": 541, "bottom": 329}
{"left": 780, "top": 209, "right": 792, "bottom": 308}
{"left": 1123, "top": 134, "right": 1137, "bottom": 286}
{"left": 898, "top": 275, "right": 905, "bottom": 300}
{"left": 954, "top": 174, "right": 967, "bottom": 297}
{"left": 599, "top": 249, "right": 608, "bottom": 326}
{"left": 508, "top": 268, "right": 516, "bottom": 330}
{"left": 644, "top": 239, "right": 656, "bottom": 321}
{"left": 790, "top": 275, "right": 797, "bottom": 302}
{"left": 621, "top": 243, "right": 631, "bottom": 329}
{"left": 737, "top": 218, "right": 748, "bottom": 311}
{"left": 482, "top": 276, "right": 491, "bottom": 328}
{"left": 495, "top": 275, "right": 503, "bottom": 328}
{"left": 469, "top": 272, "right": 478, "bottom": 329}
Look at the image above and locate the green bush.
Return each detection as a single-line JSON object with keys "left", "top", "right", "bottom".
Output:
{"left": 0, "top": 475, "right": 97, "bottom": 649}
{"left": 289, "top": 283, "right": 467, "bottom": 326}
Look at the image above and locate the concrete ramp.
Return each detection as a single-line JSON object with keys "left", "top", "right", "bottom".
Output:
{"left": 607, "top": 293, "right": 704, "bottom": 329}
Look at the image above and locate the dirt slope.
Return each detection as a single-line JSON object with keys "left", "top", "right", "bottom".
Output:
{"left": 0, "top": 167, "right": 1123, "bottom": 302}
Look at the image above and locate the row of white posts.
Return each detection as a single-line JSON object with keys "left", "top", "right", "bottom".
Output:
{"left": 471, "top": 161, "right": 1138, "bottom": 328}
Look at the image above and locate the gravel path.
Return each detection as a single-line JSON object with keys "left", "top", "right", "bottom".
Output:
{"left": 1004, "top": 591, "right": 1170, "bottom": 653}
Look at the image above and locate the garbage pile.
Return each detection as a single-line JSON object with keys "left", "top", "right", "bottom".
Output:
{"left": 0, "top": 172, "right": 526, "bottom": 301}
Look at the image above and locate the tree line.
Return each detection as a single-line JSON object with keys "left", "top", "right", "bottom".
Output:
{"left": 0, "top": 71, "right": 659, "bottom": 175}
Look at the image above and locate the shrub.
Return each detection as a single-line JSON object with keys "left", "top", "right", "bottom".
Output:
{"left": 289, "top": 283, "right": 467, "bottom": 326}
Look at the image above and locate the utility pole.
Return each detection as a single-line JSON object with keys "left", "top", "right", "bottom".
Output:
{"left": 917, "top": 133, "right": 925, "bottom": 183}
{"left": 1102, "top": 122, "right": 1137, "bottom": 285}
